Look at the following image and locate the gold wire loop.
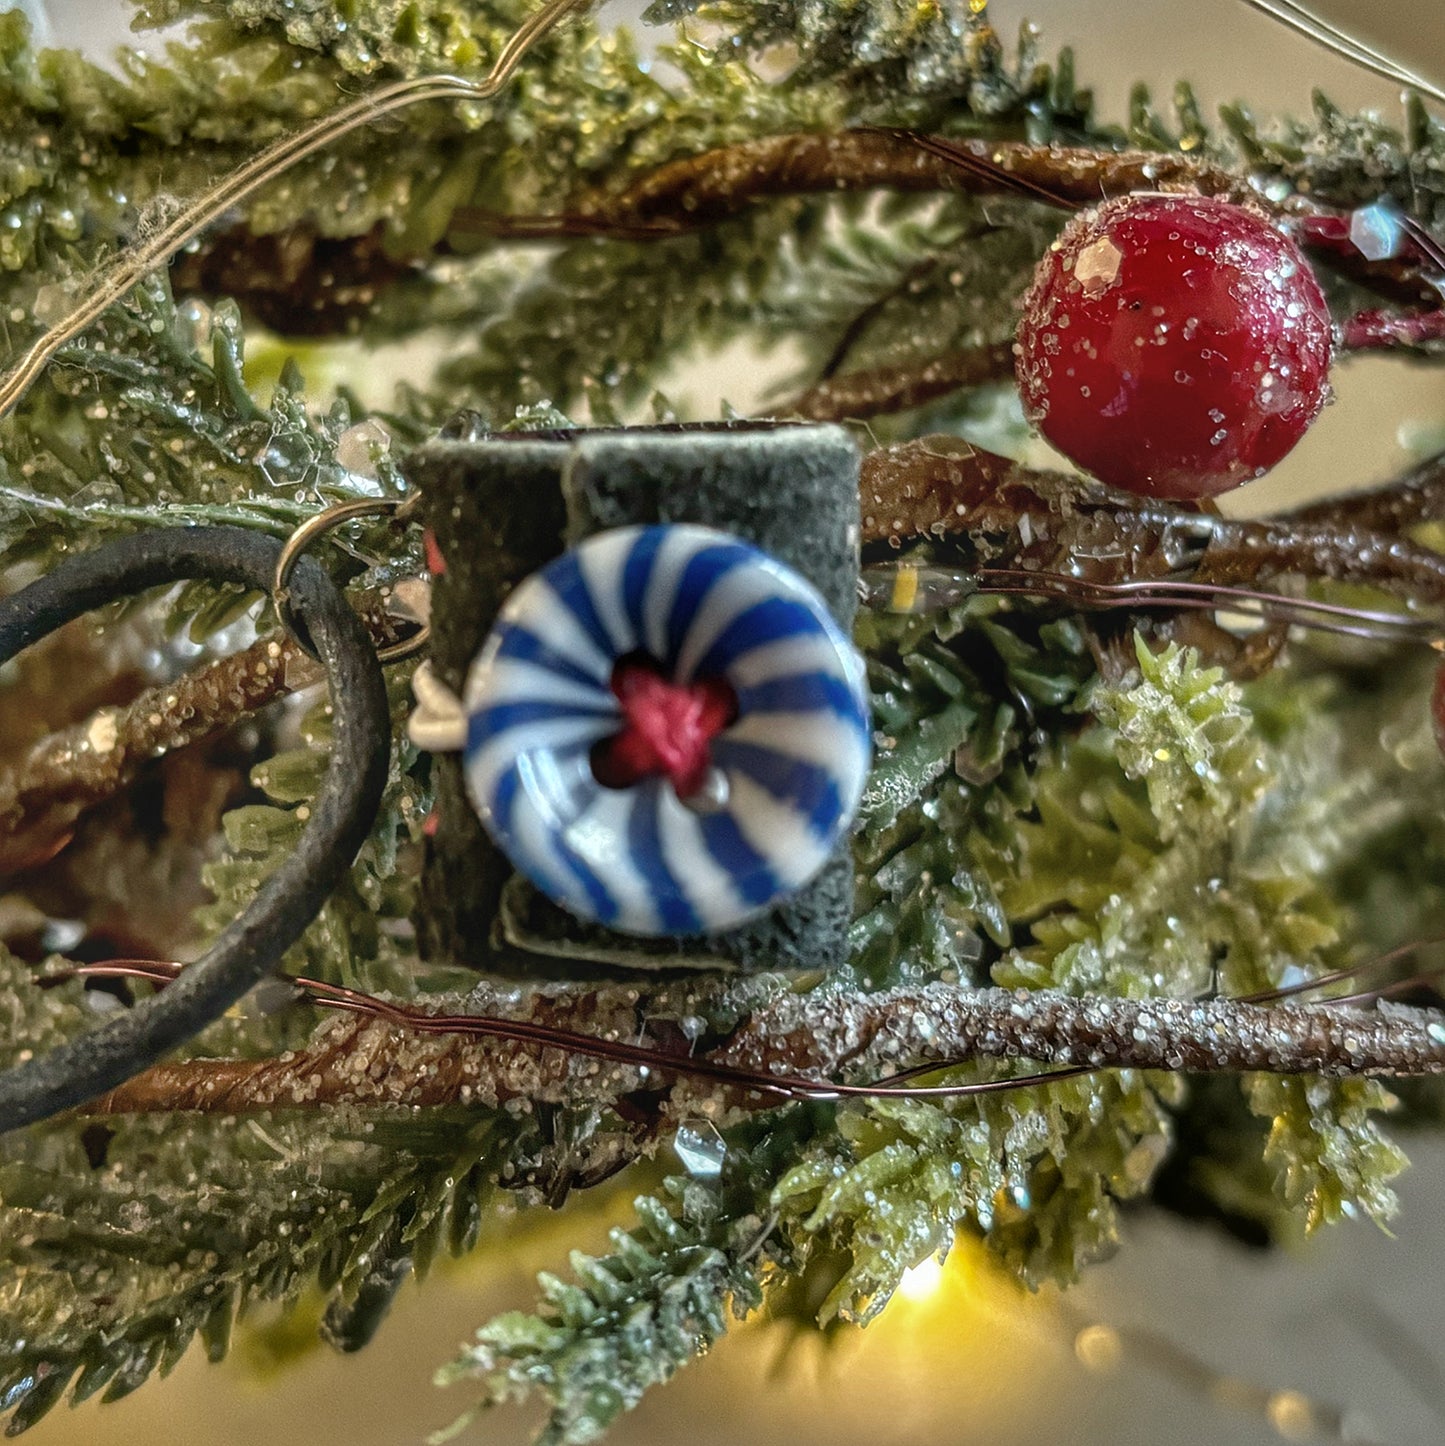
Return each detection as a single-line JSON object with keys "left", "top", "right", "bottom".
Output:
{"left": 0, "top": 0, "right": 592, "bottom": 422}
{"left": 273, "top": 496, "right": 430, "bottom": 665}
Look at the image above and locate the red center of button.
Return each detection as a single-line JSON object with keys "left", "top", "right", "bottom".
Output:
{"left": 591, "top": 654, "right": 737, "bottom": 799}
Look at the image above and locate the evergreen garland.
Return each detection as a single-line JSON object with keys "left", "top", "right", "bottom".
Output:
{"left": 0, "top": 1, "right": 1442, "bottom": 1441}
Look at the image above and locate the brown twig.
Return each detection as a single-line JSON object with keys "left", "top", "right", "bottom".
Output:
{"left": 860, "top": 436, "right": 1445, "bottom": 607}
{"left": 1192, "top": 517, "right": 1445, "bottom": 606}
{"left": 778, "top": 342, "right": 1016, "bottom": 423}
{"left": 0, "top": 593, "right": 413, "bottom": 861}
{"left": 0, "top": 633, "right": 308, "bottom": 868}
{"left": 172, "top": 224, "right": 420, "bottom": 337}
{"left": 83, "top": 981, "right": 1445, "bottom": 1117}
{"left": 1286, "top": 449, "right": 1445, "bottom": 535}
{"left": 893, "top": 131, "right": 1258, "bottom": 211}
{"left": 458, "top": 128, "right": 1439, "bottom": 313}
{"left": 859, "top": 434, "right": 1104, "bottom": 548}
{"left": 86, "top": 1011, "right": 618, "bottom": 1115}
{"left": 722, "top": 985, "right": 1445, "bottom": 1084}
{"left": 452, "top": 132, "right": 1260, "bottom": 241}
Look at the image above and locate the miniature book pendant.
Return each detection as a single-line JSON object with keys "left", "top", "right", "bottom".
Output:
{"left": 406, "top": 421, "right": 865, "bottom": 979}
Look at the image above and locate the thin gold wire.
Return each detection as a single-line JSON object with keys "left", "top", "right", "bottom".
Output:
{"left": 0, "top": 0, "right": 592, "bottom": 421}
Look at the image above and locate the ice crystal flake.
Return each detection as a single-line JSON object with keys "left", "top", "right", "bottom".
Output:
{"left": 674, "top": 1120, "right": 726, "bottom": 1179}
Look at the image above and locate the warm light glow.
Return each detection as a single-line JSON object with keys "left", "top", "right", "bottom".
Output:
{"left": 897, "top": 1254, "right": 947, "bottom": 1302}
{"left": 1073, "top": 1324, "right": 1123, "bottom": 1374}
{"left": 1266, "top": 1390, "right": 1316, "bottom": 1441}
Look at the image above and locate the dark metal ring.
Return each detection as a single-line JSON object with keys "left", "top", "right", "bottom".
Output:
{"left": 0, "top": 526, "right": 391, "bottom": 1133}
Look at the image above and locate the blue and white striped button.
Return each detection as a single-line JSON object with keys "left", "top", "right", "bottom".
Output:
{"left": 461, "top": 524, "right": 871, "bottom": 936}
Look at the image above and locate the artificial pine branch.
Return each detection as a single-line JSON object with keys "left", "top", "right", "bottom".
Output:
{"left": 0, "top": 1102, "right": 537, "bottom": 1434}
{"left": 435, "top": 1136, "right": 799, "bottom": 1446}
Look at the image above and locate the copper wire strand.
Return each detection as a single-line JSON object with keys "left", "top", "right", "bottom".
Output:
{"left": 959, "top": 566, "right": 1443, "bottom": 647}
{"left": 977, "top": 568, "right": 1441, "bottom": 643}
{"left": 1238, "top": 935, "right": 1445, "bottom": 1006}
{"left": 43, "top": 938, "right": 1445, "bottom": 1110}
{"left": 860, "top": 561, "right": 1445, "bottom": 645}
{"left": 1324, "top": 972, "right": 1445, "bottom": 1009}
{"left": 881, "top": 130, "right": 1079, "bottom": 210}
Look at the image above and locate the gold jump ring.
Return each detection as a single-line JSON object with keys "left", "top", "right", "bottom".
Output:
{"left": 273, "top": 496, "right": 429, "bottom": 665}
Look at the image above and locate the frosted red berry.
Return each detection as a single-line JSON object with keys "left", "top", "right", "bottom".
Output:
{"left": 1014, "top": 195, "right": 1333, "bottom": 501}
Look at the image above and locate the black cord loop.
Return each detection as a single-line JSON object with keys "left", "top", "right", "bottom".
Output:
{"left": 0, "top": 526, "right": 391, "bottom": 1133}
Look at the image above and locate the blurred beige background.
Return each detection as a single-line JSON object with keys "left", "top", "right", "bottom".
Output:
{"left": 16, "top": 2, "right": 1445, "bottom": 1444}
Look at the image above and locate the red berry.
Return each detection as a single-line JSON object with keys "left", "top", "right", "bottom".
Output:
{"left": 1014, "top": 195, "right": 1333, "bottom": 501}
